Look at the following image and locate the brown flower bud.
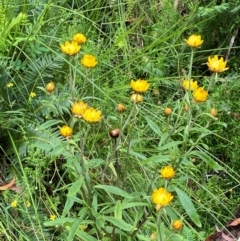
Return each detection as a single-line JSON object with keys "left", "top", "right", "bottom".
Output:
{"left": 109, "top": 128, "right": 120, "bottom": 138}
{"left": 117, "top": 103, "right": 126, "bottom": 112}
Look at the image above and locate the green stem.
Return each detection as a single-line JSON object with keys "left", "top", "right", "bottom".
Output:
{"left": 157, "top": 209, "right": 163, "bottom": 241}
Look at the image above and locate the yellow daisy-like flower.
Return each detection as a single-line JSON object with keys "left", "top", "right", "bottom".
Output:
{"left": 193, "top": 87, "right": 208, "bottom": 102}
{"left": 152, "top": 187, "right": 174, "bottom": 208}
{"left": 172, "top": 220, "right": 183, "bottom": 230}
{"left": 71, "top": 101, "right": 88, "bottom": 118}
{"left": 50, "top": 214, "right": 57, "bottom": 221}
{"left": 131, "top": 79, "right": 150, "bottom": 93}
{"left": 30, "top": 92, "right": 36, "bottom": 98}
{"left": 130, "top": 93, "right": 143, "bottom": 103}
{"left": 60, "top": 41, "right": 81, "bottom": 55}
{"left": 73, "top": 33, "right": 87, "bottom": 44}
{"left": 160, "top": 166, "right": 175, "bottom": 179}
{"left": 82, "top": 107, "right": 102, "bottom": 123}
{"left": 11, "top": 200, "right": 18, "bottom": 208}
{"left": 7, "top": 82, "right": 14, "bottom": 88}
{"left": 60, "top": 125, "right": 73, "bottom": 138}
{"left": 185, "top": 34, "right": 203, "bottom": 48}
{"left": 182, "top": 79, "right": 198, "bottom": 91}
{"left": 207, "top": 55, "right": 229, "bottom": 73}
{"left": 81, "top": 54, "right": 98, "bottom": 68}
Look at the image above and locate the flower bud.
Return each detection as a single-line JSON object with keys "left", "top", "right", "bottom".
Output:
{"left": 109, "top": 128, "right": 120, "bottom": 139}
{"left": 164, "top": 107, "right": 172, "bottom": 115}
{"left": 117, "top": 103, "right": 126, "bottom": 113}
{"left": 46, "top": 82, "right": 55, "bottom": 93}
{"left": 172, "top": 220, "right": 183, "bottom": 230}
{"left": 210, "top": 108, "right": 217, "bottom": 117}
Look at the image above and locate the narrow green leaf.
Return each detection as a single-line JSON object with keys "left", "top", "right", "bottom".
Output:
{"left": 114, "top": 200, "right": 122, "bottom": 219}
{"left": 94, "top": 185, "right": 132, "bottom": 198}
{"left": 157, "top": 141, "right": 182, "bottom": 151}
{"left": 75, "top": 230, "right": 98, "bottom": 241}
{"left": 144, "top": 116, "right": 162, "bottom": 136}
{"left": 104, "top": 216, "right": 134, "bottom": 231}
{"left": 173, "top": 186, "right": 201, "bottom": 227}
{"left": 189, "top": 150, "right": 223, "bottom": 171}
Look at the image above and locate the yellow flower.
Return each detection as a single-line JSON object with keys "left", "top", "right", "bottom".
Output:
{"left": 152, "top": 187, "right": 174, "bottom": 208}
{"left": 73, "top": 33, "right": 87, "bottom": 44}
{"left": 71, "top": 101, "right": 88, "bottom": 117}
{"left": 207, "top": 55, "right": 229, "bottom": 73}
{"left": 60, "top": 41, "right": 81, "bottom": 55}
{"left": 210, "top": 108, "right": 217, "bottom": 117}
{"left": 26, "top": 201, "right": 31, "bottom": 208}
{"left": 81, "top": 54, "right": 98, "bottom": 68}
{"left": 160, "top": 166, "right": 175, "bottom": 179}
{"left": 82, "top": 107, "right": 102, "bottom": 123}
{"left": 172, "top": 220, "right": 183, "bottom": 230}
{"left": 60, "top": 125, "right": 73, "bottom": 138}
{"left": 30, "top": 92, "right": 36, "bottom": 98}
{"left": 131, "top": 79, "right": 150, "bottom": 93}
{"left": 50, "top": 214, "right": 56, "bottom": 221}
{"left": 164, "top": 107, "right": 172, "bottom": 116}
{"left": 46, "top": 82, "right": 55, "bottom": 93}
{"left": 182, "top": 79, "right": 198, "bottom": 91}
{"left": 11, "top": 200, "right": 18, "bottom": 208}
{"left": 130, "top": 94, "right": 143, "bottom": 103}
{"left": 7, "top": 83, "right": 14, "bottom": 88}
{"left": 193, "top": 87, "right": 208, "bottom": 102}
{"left": 185, "top": 34, "right": 203, "bottom": 48}
{"left": 117, "top": 103, "right": 126, "bottom": 112}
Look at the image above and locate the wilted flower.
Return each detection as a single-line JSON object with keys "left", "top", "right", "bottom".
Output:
{"left": 46, "top": 82, "right": 55, "bottom": 93}
{"left": 160, "top": 166, "right": 175, "bottom": 179}
{"left": 207, "top": 55, "right": 229, "bottom": 73}
{"left": 130, "top": 94, "right": 143, "bottom": 103}
{"left": 109, "top": 128, "right": 120, "bottom": 139}
{"left": 172, "top": 220, "right": 183, "bottom": 230}
{"left": 82, "top": 107, "right": 102, "bottom": 123}
{"left": 73, "top": 33, "right": 87, "bottom": 44}
{"left": 11, "top": 200, "right": 18, "bottom": 208}
{"left": 185, "top": 34, "right": 203, "bottom": 48}
{"left": 193, "top": 87, "right": 208, "bottom": 102}
{"left": 164, "top": 107, "right": 172, "bottom": 116}
{"left": 131, "top": 79, "right": 150, "bottom": 93}
{"left": 152, "top": 187, "right": 174, "bottom": 208}
{"left": 71, "top": 101, "right": 88, "bottom": 117}
{"left": 60, "top": 41, "right": 81, "bottom": 55}
{"left": 117, "top": 103, "right": 126, "bottom": 112}
{"left": 50, "top": 214, "right": 57, "bottom": 221}
{"left": 7, "top": 83, "right": 14, "bottom": 88}
{"left": 30, "top": 92, "right": 36, "bottom": 98}
{"left": 182, "top": 79, "right": 198, "bottom": 91}
{"left": 60, "top": 125, "right": 73, "bottom": 138}
{"left": 81, "top": 54, "right": 98, "bottom": 68}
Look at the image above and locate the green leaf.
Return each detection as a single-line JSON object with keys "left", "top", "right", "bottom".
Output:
{"left": 75, "top": 230, "right": 98, "bottom": 241}
{"left": 104, "top": 216, "right": 134, "bottom": 231}
{"left": 94, "top": 185, "right": 132, "bottom": 198}
{"left": 144, "top": 116, "right": 162, "bottom": 136}
{"left": 157, "top": 141, "right": 182, "bottom": 151}
{"left": 173, "top": 186, "right": 201, "bottom": 227}
{"left": 114, "top": 200, "right": 122, "bottom": 219}
{"left": 188, "top": 150, "right": 223, "bottom": 171}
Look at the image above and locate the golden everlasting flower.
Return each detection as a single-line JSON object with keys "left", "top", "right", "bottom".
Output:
{"left": 207, "top": 55, "right": 229, "bottom": 73}
{"left": 182, "top": 79, "right": 198, "bottom": 91}
{"left": 82, "top": 107, "right": 102, "bottom": 123}
{"left": 7, "top": 83, "right": 14, "bottom": 88}
{"left": 185, "top": 34, "right": 203, "bottom": 48}
{"left": 210, "top": 108, "right": 217, "bottom": 117}
{"left": 46, "top": 82, "right": 55, "bottom": 93}
{"left": 131, "top": 79, "right": 150, "bottom": 93}
{"left": 81, "top": 54, "right": 98, "bottom": 68}
{"left": 73, "top": 33, "right": 87, "bottom": 44}
{"left": 60, "top": 125, "right": 73, "bottom": 138}
{"left": 160, "top": 166, "right": 175, "bottom": 179}
{"left": 193, "top": 87, "right": 208, "bottom": 102}
{"left": 172, "top": 220, "right": 183, "bottom": 230}
{"left": 50, "top": 214, "right": 57, "bottom": 221}
{"left": 30, "top": 92, "right": 36, "bottom": 98}
{"left": 164, "top": 107, "right": 172, "bottom": 116}
{"left": 117, "top": 103, "right": 126, "bottom": 112}
{"left": 152, "top": 187, "right": 174, "bottom": 208}
{"left": 71, "top": 101, "right": 88, "bottom": 117}
{"left": 11, "top": 200, "right": 18, "bottom": 208}
{"left": 130, "top": 94, "right": 143, "bottom": 103}
{"left": 60, "top": 41, "right": 81, "bottom": 55}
